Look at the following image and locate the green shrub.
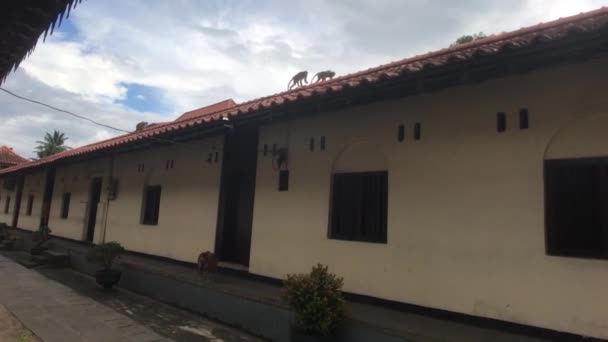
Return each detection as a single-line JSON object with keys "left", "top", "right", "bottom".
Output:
{"left": 86, "top": 242, "right": 125, "bottom": 269}
{"left": 283, "top": 264, "right": 345, "bottom": 336}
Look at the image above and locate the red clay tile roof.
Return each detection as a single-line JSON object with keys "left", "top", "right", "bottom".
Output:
{"left": 0, "top": 146, "right": 28, "bottom": 166}
{"left": 2, "top": 7, "right": 608, "bottom": 175}
{"left": 175, "top": 99, "right": 237, "bottom": 122}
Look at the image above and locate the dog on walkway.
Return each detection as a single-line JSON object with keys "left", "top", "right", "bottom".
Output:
{"left": 197, "top": 251, "right": 218, "bottom": 281}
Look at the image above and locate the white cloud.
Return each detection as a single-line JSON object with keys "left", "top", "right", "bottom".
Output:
{"left": 21, "top": 41, "right": 128, "bottom": 103}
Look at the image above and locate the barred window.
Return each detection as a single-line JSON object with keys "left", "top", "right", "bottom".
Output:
{"left": 141, "top": 185, "right": 162, "bottom": 225}
{"left": 545, "top": 159, "right": 608, "bottom": 259}
{"left": 330, "top": 171, "right": 388, "bottom": 243}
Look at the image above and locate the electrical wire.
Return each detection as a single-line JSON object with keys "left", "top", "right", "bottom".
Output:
{"left": 0, "top": 87, "right": 290, "bottom": 169}
{"left": 0, "top": 87, "right": 211, "bottom": 151}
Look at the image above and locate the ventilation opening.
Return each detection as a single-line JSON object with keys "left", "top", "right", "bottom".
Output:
{"left": 414, "top": 123, "right": 421, "bottom": 140}
{"left": 279, "top": 170, "right": 289, "bottom": 191}
{"left": 519, "top": 108, "right": 529, "bottom": 129}
{"left": 497, "top": 112, "right": 506, "bottom": 132}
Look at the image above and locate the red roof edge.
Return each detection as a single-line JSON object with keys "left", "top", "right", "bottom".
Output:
{"left": 0, "top": 146, "right": 28, "bottom": 166}
{"left": 175, "top": 99, "right": 237, "bottom": 122}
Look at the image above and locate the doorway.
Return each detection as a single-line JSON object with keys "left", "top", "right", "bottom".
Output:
{"left": 85, "top": 177, "right": 103, "bottom": 242}
{"left": 216, "top": 126, "right": 259, "bottom": 266}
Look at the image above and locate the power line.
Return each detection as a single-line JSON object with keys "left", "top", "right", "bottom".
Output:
{"left": 0, "top": 87, "right": 211, "bottom": 151}
{"left": 0, "top": 87, "right": 132, "bottom": 134}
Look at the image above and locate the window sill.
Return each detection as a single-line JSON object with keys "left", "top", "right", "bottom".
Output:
{"left": 546, "top": 250, "right": 608, "bottom": 261}
{"left": 329, "top": 236, "right": 387, "bottom": 244}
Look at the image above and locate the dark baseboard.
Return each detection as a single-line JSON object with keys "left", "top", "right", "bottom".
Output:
{"left": 342, "top": 292, "right": 603, "bottom": 341}
{"left": 9, "top": 226, "right": 604, "bottom": 341}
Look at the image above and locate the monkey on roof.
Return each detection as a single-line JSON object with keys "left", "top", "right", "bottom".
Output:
{"left": 288, "top": 71, "right": 308, "bottom": 90}
{"left": 311, "top": 70, "right": 335, "bottom": 83}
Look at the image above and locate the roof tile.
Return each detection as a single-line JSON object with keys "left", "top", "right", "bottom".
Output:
{"left": 0, "top": 146, "right": 28, "bottom": 166}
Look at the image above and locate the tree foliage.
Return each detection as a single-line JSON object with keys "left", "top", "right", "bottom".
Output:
{"left": 451, "top": 32, "right": 487, "bottom": 46}
{"left": 34, "top": 130, "right": 71, "bottom": 158}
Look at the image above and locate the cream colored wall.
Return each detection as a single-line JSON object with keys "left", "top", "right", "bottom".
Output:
{"left": 0, "top": 178, "right": 16, "bottom": 225}
{"left": 17, "top": 171, "right": 46, "bottom": 231}
{"left": 48, "top": 159, "right": 109, "bottom": 241}
{"left": 104, "top": 137, "right": 223, "bottom": 263}
{"left": 249, "top": 58, "right": 608, "bottom": 338}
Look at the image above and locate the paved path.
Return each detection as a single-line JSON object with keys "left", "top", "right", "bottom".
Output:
{"left": 0, "top": 255, "right": 171, "bottom": 342}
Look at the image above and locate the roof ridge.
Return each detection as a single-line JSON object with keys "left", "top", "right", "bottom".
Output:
{"left": 236, "top": 6, "right": 608, "bottom": 102}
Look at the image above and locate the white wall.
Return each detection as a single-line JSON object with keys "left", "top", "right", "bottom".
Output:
{"left": 18, "top": 171, "right": 46, "bottom": 231}
{"left": 48, "top": 158, "right": 108, "bottom": 241}
{"left": 0, "top": 178, "right": 16, "bottom": 225}
{"left": 248, "top": 58, "right": 608, "bottom": 338}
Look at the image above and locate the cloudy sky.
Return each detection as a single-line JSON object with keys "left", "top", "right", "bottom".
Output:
{"left": 1, "top": 0, "right": 606, "bottom": 158}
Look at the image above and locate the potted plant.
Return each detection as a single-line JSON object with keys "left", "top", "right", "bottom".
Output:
{"left": 86, "top": 241, "right": 125, "bottom": 289}
{"left": 283, "top": 264, "right": 345, "bottom": 342}
{"left": 30, "top": 225, "right": 52, "bottom": 255}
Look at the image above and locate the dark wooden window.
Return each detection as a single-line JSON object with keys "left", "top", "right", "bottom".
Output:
{"left": 519, "top": 108, "right": 529, "bottom": 129}
{"left": 60, "top": 193, "right": 71, "bottom": 219}
{"left": 279, "top": 170, "right": 289, "bottom": 191}
{"left": 320, "top": 136, "right": 326, "bottom": 150}
{"left": 414, "top": 123, "right": 421, "bottom": 140}
{"left": 141, "top": 185, "right": 162, "bottom": 225}
{"left": 545, "top": 158, "right": 608, "bottom": 259}
{"left": 497, "top": 112, "right": 506, "bottom": 132}
{"left": 4, "top": 196, "right": 10, "bottom": 214}
{"left": 309, "top": 137, "right": 315, "bottom": 152}
{"left": 330, "top": 171, "right": 388, "bottom": 243}
{"left": 26, "top": 195, "right": 34, "bottom": 216}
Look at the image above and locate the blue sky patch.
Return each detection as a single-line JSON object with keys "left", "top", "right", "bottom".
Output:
{"left": 115, "top": 83, "right": 170, "bottom": 114}
{"left": 54, "top": 18, "right": 79, "bottom": 41}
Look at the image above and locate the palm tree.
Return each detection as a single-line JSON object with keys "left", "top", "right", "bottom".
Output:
{"left": 34, "top": 130, "right": 71, "bottom": 158}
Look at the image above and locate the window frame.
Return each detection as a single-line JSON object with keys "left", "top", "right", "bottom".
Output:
{"left": 329, "top": 171, "right": 388, "bottom": 244}
{"left": 141, "top": 185, "right": 162, "bottom": 226}
{"left": 60, "top": 192, "right": 71, "bottom": 219}
{"left": 544, "top": 158, "right": 608, "bottom": 260}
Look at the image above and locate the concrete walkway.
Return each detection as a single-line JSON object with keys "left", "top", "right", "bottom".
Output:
{"left": 0, "top": 255, "right": 171, "bottom": 342}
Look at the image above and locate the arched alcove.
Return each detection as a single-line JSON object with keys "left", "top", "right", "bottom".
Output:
{"left": 545, "top": 113, "right": 608, "bottom": 160}
{"left": 332, "top": 141, "right": 388, "bottom": 173}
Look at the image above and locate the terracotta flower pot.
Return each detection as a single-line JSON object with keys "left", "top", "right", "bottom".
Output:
{"left": 95, "top": 269, "right": 121, "bottom": 289}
